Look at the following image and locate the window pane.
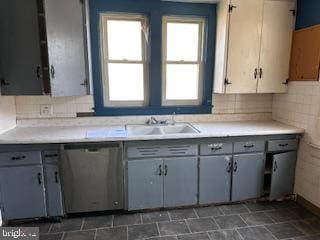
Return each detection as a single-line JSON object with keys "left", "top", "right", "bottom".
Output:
{"left": 107, "top": 20, "right": 143, "bottom": 60}
{"left": 166, "top": 64, "right": 199, "bottom": 100}
{"left": 167, "top": 22, "right": 200, "bottom": 61}
{"left": 107, "top": 63, "right": 144, "bottom": 101}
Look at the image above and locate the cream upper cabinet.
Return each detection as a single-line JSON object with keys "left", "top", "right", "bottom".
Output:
{"left": 214, "top": 0, "right": 296, "bottom": 94}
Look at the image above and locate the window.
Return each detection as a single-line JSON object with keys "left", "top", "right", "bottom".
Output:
{"left": 162, "top": 17, "right": 204, "bottom": 106}
{"left": 100, "top": 14, "right": 148, "bottom": 106}
{"left": 90, "top": 0, "right": 215, "bottom": 116}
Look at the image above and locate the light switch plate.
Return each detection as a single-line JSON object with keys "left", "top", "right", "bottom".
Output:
{"left": 40, "top": 104, "right": 53, "bottom": 116}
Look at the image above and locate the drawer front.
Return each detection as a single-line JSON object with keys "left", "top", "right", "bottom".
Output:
{"left": 268, "top": 139, "right": 298, "bottom": 152}
{"left": 127, "top": 144, "right": 197, "bottom": 158}
{"left": 234, "top": 141, "right": 265, "bottom": 153}
{"left": 43, "top": 150, "right": 60, "bottom": 164}
{"left": 127, "top": 146, "right": 162, "bottom": 158}
{"left": 200, "top": 142, "right": 233, "bottom": 155}
{"left": 0, "top": 151, "right": 42, "bottom": 167}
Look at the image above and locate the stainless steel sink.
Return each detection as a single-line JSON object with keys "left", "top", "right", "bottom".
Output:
{"left": 126, "top": 123, "right": 199, "bottom": 136}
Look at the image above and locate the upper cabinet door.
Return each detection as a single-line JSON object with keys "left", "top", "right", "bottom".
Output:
{"left": 257, "top": 0, "right": 295, "bottom": 93}
{"left": 0, "top": 0, "right": 43, "bottom": 95}
{"left": 45, "top": 0, "right": 89, "bottom": 97}
{"left": 225, "top": 0, "right": 263, "bottom": 94}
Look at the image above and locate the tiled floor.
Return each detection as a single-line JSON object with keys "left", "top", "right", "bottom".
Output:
{"left": 12, "top": 201, "right": 320, "bottom": 240}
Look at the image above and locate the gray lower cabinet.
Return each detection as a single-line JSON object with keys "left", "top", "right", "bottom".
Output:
{"left": 199, "top": 156, "right": 232, "bottom": 204}
{"left": 163, "top": 157, "right": 197, "bottom": 207}
{"left": 270, "top": 151, "right": 297, "bottom": 199}
{"left": 0, "top": 166, "right": 47, "bottom": 220}
{"left": 232, "top": 153, "right": 265, "bottom": 201}
{"left": 127, "top": 159, "right": 163, "bottom": 210}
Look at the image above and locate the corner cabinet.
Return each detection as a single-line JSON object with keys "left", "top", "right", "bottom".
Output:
{"left": 214, "top": 0, "right": 295, "bottom": 94}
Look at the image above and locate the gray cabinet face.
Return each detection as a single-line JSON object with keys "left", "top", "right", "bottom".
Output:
{"left": 270, "top": 151, "right": 296, "bottom": 199}
{"left": 45, "top": 0, "right": 88, "bottom": 96}
{"left": 232, "top": 153, "right": 265, "bottom": 201}
{"left": 44, "top": 163, "right": 63, "bottom": 217}
{"left": 163, "top": 157, "right": 198, "bottom": 207}
{"left": 0, "top": 166, "right": 46, "bottom": 220}
{"left": 0, "top": 0, "right": 43, "bottom": 95}
{"left": 127, "top": 159, "right": 163, "bottom": 210}
{"left": 199, "top": 156, "right": 231, "bottom": 204}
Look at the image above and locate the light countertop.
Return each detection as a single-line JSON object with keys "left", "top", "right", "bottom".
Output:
{"left": 0, "top": 121, "right": 304, "bottom": 144}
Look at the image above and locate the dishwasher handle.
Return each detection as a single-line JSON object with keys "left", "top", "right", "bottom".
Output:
{"left": 63, "top": 143, "right": 121, "bottom": 150}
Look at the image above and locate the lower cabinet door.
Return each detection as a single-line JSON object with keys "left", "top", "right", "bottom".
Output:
{"left": 163, "top": 157, "right": 197, "bottom": 207}
{"left": 44, "top": 163, "right": 64, "bottom": 216}
{"left": 0, "top": 166, "right": 47, "bottom": 220}
{"left": 199, "top": 156, "right": 232, "bottom": 204}
{"left": 127, "top": 159, "right": 163, "bottom": 210}
{"left": 270, "top": 151, "right": 297, "bottom": 199}
{"left": 232, "top": 153, "right": 265, "bottom": 201}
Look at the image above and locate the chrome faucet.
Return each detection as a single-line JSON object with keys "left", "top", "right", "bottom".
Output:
{"left": 146, "top": 116, "right": 159, "bottom": 125}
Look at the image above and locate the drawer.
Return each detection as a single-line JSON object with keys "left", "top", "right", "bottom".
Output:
{"left": 234, "top": 141, "right": 265, "bottom": 153}
{"left": 0, "top": 151, "right": 42, "bottom": 167}
{"left": 200, "top": 142, "right": 233, "bottom": 155}
{"left": 43, "top": 150, "right": 59, "bottom": 164}
{"left": 127, "top": 144, "right": 197, "bottom": 158}
{"left": 268, "top": 139, "right": 298, "bottom": 152}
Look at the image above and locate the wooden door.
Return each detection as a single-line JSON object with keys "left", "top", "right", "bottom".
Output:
{"left": 225, "top": 0, "right": 264, "bottom": 93}
{"left": 289, "top": 25, "right": 320, "bottom": 81}
{"left": 258, "top": 0, "right": 295, "bottom": 93}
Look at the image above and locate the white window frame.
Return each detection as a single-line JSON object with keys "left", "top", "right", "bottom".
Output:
{"left": 162, "top": 16, "right": 205, "bottom": 106}
{"left": 100, "top": 13, "right": 149, "bottom": 107}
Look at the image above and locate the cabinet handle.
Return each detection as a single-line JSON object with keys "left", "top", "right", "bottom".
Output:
{"left": 164, "top": 165, "right": 168, "bottom": 176}
{"left": 54, "top": 171, "right": 59, "bottom": 183}
{"left": 226, "top": 161, "right": 232, "bottom": 173}
{"left": 158, "top": 165, "right": 162, "bottom": 176}
{"left": 36, "top": 65, "right": 42, "bottom": 79}
{"left": 38, "top": 173, "right": 42, "bottom": 185}
{"left": 50, "top": 65, "right": 55, "bottom": 79}
{"left": 44, "top": 154, "right": 59, "bottom": 158}
{"left": 273, "top": 161, "right": 278, "bottom": 172}
{"left": 233, "top": 161, "right": 237, "bottom": 172}
{"left": 11, "top": 156, "right": 26, "bottom": 161}
{"left": 279, "top": 143, "right": 289, "bottom": 147}
{"left": 209, "top": 143, "right": 223, "bottom": 151}
{"left": 254, "top": 68, "right": 258, "bottom": 79}
{"left": 259, "top": 68, "right": 263, "bottom": 79}
{"left": 244, "top": 144, "right": 254, "bottom": 148}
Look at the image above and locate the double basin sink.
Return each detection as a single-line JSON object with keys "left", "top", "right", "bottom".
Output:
{"left": 126, "top": 123, "right": 200, "bottom": 136}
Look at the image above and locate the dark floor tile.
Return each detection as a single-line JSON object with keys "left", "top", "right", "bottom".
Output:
{"left": 148, "top": 237, "right": 178, "bottom": 240}
{"left": 22, "top": 222, "right": 52, "bottom": 234}
{"left": 128, "top": 223, "right": 159, "bottom": 240}
{"left": 169, "top": 209, "right": 197, "bottom": 220}
{"left": 290, "top": 208, "right": 317, "bottom": 220}
{"left": 245, "top": 202, "right": 274, "bottom": 212}
{"left": 113, "top": 213, "right": 141, "bottom": 226}
{"left": 219, "top": 204, "right": 249, "bottom": 215}
{"left": 40, "top": 233, "right": 63, "bottom": 240}
{"left": 237, "top": 226, "right": 276, "bottom": 240}
{"left": 195, "top": 206, "right": 224, "bottom": 218}
{"left": 266, "top": 209, "right": 299, "bottom": 223}
{"left": 96, "top": 226, "right": 127, "bottom": 240}
{"left": 240, "top": 212, "right": 274, "bottom": 226}
{"left": 142, "top": 211, "right": 170, "bottom": 223}
{"left": 294, "top": 235, "right": 320, "bottom": 240}
{"left": 214, "top": 215, "right": 247, "bottom": 229}
{"left": 63, "top": 230, "right": 95, "bottom": 240}
{"left": 271, "top": 201, "right": 299, "bottom": 209}
{"left": 305, "top": 218, "right": 320, "bottom": 233}
{"left": 266, "top": 223, "right": 304, "bottom": 239}
{"left": 82, "top": 215, "right": 112, "bottom": 230}
{"left": 177, "top": 232, "right": 210, "bottom": 240}
{"left": 292, "top": 221, "right": 319, "bottom": 235}
{"left": 158, "top": 220, "right": 190, "bottom": 235}
{"left": 208, "top": 230, "right": 242, "bottom": 240}
{"left": 50, "top": 218, "right": 83, "bottom": 233}
{"left": 187, "top": 217, "right": 219, "bottom": 233}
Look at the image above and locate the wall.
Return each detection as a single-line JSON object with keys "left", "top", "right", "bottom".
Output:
{"left": 0, "top": 96, "right": 16, "bottom": 134}
{"left": 14, "top": 94, "right": 273, "bottom": 124}
{"left": 296, "top": 0, "right": 320, "bottom": 29}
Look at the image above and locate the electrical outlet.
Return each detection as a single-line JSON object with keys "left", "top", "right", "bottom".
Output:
{"left": 40, "top": 104, "right": 53, "bottom": 116}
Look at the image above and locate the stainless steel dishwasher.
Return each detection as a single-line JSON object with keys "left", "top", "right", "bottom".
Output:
{"left": 61, "top": 143, "right": 123, "bottom": 213}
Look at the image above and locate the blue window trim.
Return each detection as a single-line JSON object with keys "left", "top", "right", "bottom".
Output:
{"left": 89, "top": 0, "right": 216, "bottom": 116}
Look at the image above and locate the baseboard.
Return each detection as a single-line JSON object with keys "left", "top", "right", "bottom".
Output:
{"left": 297, "top": 194, "right": 320, "bottom": 218}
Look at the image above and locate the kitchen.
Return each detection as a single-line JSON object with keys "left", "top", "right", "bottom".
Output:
{"left": 0, "top": 0, "right": 319, "bottom": 240}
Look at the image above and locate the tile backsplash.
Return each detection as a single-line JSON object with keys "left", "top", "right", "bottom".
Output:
{"left": 15, "top": 93, "right": 273, "bottom": 120}
{"left": 0, "top": 96, "right": 16, "bottom": 134}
